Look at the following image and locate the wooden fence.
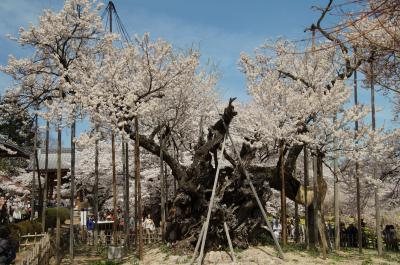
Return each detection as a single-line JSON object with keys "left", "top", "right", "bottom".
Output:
{"left": 18, "top": 233, "right": 52, "bottom": 265}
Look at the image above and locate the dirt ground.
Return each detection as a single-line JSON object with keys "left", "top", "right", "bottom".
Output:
{"left": 59, "top": 244, "right": 400, "bottom": 265}
{"left": 126, "top": 245, "right": 400, "bottom": 265}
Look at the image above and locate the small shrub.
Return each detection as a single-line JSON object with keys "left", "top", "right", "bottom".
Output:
{"left": 37, "top": 207, "right": 69, "bottom": 229}
{"left": 9, "top": 220, "right": 42, "bottom": 236}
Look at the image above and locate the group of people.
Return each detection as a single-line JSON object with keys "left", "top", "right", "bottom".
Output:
{"left": 0, "top": 196, "right": 17, "bottom": 264}
{"left": 83, "top": 208, "right": 157, "bottom": 245}
{"left": 272, "top": 217, "right": 306, "bottom": 242}
{"left": 272, "top": 216, "right": 399, "bottom": 251}
{"left": 0, "top": 195, "right": 31, "bottom": 224}
{"left": 383, "top": 225, "right": 399, "bottom": 251}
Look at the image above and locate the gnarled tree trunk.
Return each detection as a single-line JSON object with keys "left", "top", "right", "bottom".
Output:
{"left": 126, "top": 99, "right": 324, "bottom": 250}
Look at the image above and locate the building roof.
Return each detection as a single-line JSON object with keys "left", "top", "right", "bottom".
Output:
{"left": 36, "top": 149, "right": 71, "bottom": 171}
{"left": 0, "top": 137, "right": 31, "bottom": 159}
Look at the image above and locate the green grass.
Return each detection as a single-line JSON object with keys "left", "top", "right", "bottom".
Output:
{"left": 233, "top": 247, "right": 245, "bottom": 253}
{"left": 131, "top": 256, "right": 140, "bottom": 265}
{"left": 361, "top": 256, "right": 373, "bottom": 265}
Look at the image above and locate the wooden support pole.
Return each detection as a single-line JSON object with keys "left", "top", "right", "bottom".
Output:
{"left": 280, "top": 140, "right": 287, "bottom": 246}
{"left": 55, "top": 117, "right": 62, "bottom": 265}
{"left": 353, "top": 66, "right": 362, "bottom": 254}
{"left": 31, "top": 112, "right": 38, "bottom": 221}
{"left": 198, "top": 135, "right": 227, "bottom": 265}
{"left": 223, "top": 222, "right": 236, "bottom": 263}
{"left": 160, "top": 134, "right": 166, "bottom": 242}
{"left": 370, "top": 58, "right": 382, "bottom": 256}
{"left": 226, "top": 130, "right": 285, "bottom": 259}
{"left": 94, "top": 124, "right": 99, "bottom": 245}
{"left": 333, "top": 113, "right": 340, "bottom": 251}
{"left": 317, "top": 153, "right": 328, "bottom": 259}
{"left": 42, "top": 120, "right": 49, "bottom": 233}
{"left": 312, "top": 155, "right": 319, "bottom": 246}
{"left": 122, "top": 135, "right": 126, "bottom": 246}
{"left": 293, "top": 161, "right": 299, "bottom": 243}
{"left": 125, "top": 141, "right": 130, "bottom": 248}
{"left": 191, "top": 223, "right": 206, "bottom": 264}
{"left": 135, "top": 116, "right": 144, "bottom": 260}
{"left": 112, "top": 132, "right": 117, "bottom": 245}
{"left": 303, "top": 145, "right": 309, "bottom": 249}
{"left": 70, "top": 118, "right": 76, "bottom": 261}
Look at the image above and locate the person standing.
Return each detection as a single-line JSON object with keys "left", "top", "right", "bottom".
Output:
{"left": 143, "top": 214, "right": 155, "bottom": 244}
{"left": 273, "top": 218, "right": 282, "bottom": 241}
{"left": 0, "top": 226, "right": 16, "bottom": 264}
{"left": 87, "top": 216, "right": 95, "bottom": 245}
{"left": 0, "top": 197, "right": 8, "bottom": 225}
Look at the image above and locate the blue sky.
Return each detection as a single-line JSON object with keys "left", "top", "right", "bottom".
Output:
{"left": 0, "top": 0, "right": 396, "bottom": 145}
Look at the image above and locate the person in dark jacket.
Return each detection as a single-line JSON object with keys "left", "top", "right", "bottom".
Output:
{"left": 0, "top": 226, "right": 16, "bottom": 265}
{"left": 0, "top": 197, "right": 8, "bottom": 226}
{"left": 87, "top": 216, "right": 95, "bottom": 245}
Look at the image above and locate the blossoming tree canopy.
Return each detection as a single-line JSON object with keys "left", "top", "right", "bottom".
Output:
{"left": 1, "top": 0, "right": 108, "bottom": 124}
{"left": 239, "top": 40, "right": 369, "bottom": 155}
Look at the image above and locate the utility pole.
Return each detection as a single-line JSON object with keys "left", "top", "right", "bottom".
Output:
{"left": 370, "top": 57, "right": 382, "bottom": 255}
{"left": 354, "top": 66, "right": 362, "bottom": 254}
{"left": 42, "top": 120, "right": 50, "bottom": 233}
{"left": 135, "top": 116, "right": 144, "bottom": 259}
{"left": 280, "top": 140, "right": 287, "bottom": 246}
